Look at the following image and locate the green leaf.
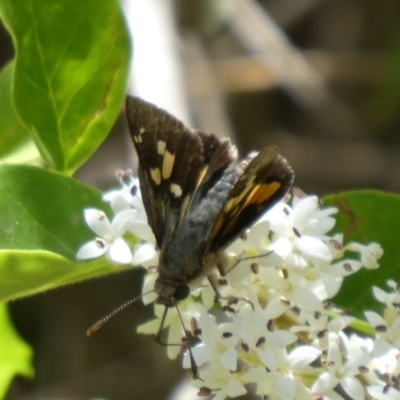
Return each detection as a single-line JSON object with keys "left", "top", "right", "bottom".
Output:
{"left": 0, "top": 164, "right": 130, "bottom": 301}
{"left": 0, "top": 61, "right": 31, "bottom": 158}
{"left": 0, "top": 251, "right": 124, "bottom": 302}
{"left": 324, "top": 190, "right": 400, "bottom": 315}
{"left": 0, "top": 0, "right": 131, "bottom": 173}
{"left": 0, "top": 139, "right": 41, "bottom": 166}
{"left": 0, "top": 303, "right": 33, "bottom": 399}
{"left": 0, "top": 164, "right": 106, "bottom": 256}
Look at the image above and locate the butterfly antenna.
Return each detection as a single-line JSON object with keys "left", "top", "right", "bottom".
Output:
{"left": 87, "top": 291, "right": 153, "bottom": 336}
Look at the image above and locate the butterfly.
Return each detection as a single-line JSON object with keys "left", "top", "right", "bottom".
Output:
{"left": 125, "top": 96, "right": 294, "bottom": 307}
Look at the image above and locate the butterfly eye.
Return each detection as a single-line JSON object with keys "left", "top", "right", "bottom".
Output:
{"left": 174, "top": 285, "right": 191, "bottom": 301}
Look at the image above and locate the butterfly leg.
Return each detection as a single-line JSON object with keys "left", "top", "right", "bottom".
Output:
{"left": 207, "top": 274, "right": 254, "bottom": 310}
{"left": 228, "top": 250, "right": 274, "bottom": 273}
{"left": 154, "top": 305, "right": 169, "bottom": 345}
{"left": 154, "top": 304, "right": 201, "bottom": 380}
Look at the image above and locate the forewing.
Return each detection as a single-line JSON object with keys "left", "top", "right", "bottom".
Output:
{"left": 206, "top": 145, "right": 294, "bottom": 253}
{"left": 126, "top": 96, "right": 204, "bottom": 247}
{"left": 126, "top": 96, "right": 237, "bottom": 248}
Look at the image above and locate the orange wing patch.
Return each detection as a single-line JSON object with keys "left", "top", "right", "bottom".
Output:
{"left": 243, "top": 181, "right": 282, "bottom": 208}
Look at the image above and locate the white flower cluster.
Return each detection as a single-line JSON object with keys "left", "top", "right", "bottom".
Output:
{"left": 77, "top": 175, "right": 400, "bottom": 400}
{"left": 77, "top": 171, "right": 158, "bottom": 267}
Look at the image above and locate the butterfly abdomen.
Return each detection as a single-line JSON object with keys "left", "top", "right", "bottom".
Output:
{"left": 158, "top": 160, "right": 250, "bottom": 282}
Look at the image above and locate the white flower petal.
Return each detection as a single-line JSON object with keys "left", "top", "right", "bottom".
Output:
{"left": 199, "top": 313, "right": 220, "bottom": 346}
{"left": 110, "top": 193, "right": 132, "bottom": 213}
{"left": 167, "top": 320, "right": 184, "bottom": 359}
{"left": 226, "top": 261, "right": 252, "bottom": 289}
{"left": 191, "top": 344, "right": 216, "bottom": 367}
{"left": 344, "top": 353, "right": 370, "bottom": 376}
{"left": 372, "top": 286, "right": 389, "bottom": 304}
{"left": 373, "top": 337, "right": 394, "bottom": 358}
{"left": 328, "top": 342, "right": 342, "bottom": 370}
{"left": 276, "top": 375, "right": 295, "bottom": 400}
{"left": 312, "top": 371, "right": 338, "bottom": 393}
{"left": 313, "top": 216, "right": 336, "bottom": 235}
{"left": 220, "top": 347, "right": 237, "bottom": 371}
{"left": 258, "top": 348, "right": 277, "bottom": 371}
{"left": 288, "top": 346, "right": 320, "bottom": 369}
{"left": 346, "top": 242, "right": 383, "bottom": 269}
{"left": 130, "top": 197, "right": 148, "bottom": 222}
{"left": 258, "top": 250, "right": 283, "bottom": 268}
{"left": 296, "top": 236, "right": 332, "bottom": 262}
{"left": 84, "top": 208, "right": 112, "bottom": 237}
{"left": 137, "top": 319, "right": 159, "bottom": 334}
{"left": 328, "top": 316, "right": 355, "bottom": 332}
{"left": 368, "top": 385, "right": 400, "bottom": 400}
{"left": 316, "top": 207, "right": 338, "bottom": 219}
{"left": 365, "top": 311, "right": 386, "bottom": 330}
{"left": 362, "top": 244, "right": 383, "bottom": 269}
{"left": 327, "top": 260, "right": 363, "bottom": 277}
{"left": 142, "top": 274, "right": 158, "bottom": 304}
{"left": 112, "top": 209, "right": 137, "bottom": 235}
{"left": 286, "top": 253, "right": 307, "bottom": 269}
{"left": 227, "top": 377, "right": 247, "bottom": 398}
{"left": 292, "top": 196, "right": 318, "bottom": 232}
{"left": 341, "top": 376, "right": 364, "bottom": 400}
{"left": 131, "top": 243, "right": 157, "bottom": 266}
{"left": 108, "top": 238, "right": 132, "bottom": 264}
{"left": 214, "top": 389, "right": 229, "bottom": 400}
{"left": 269, "top": 237, "right": 292, "bottom": 257}
{"left": 76, "top": 240, "right": 107, "bottom": 260}
{"left": 320, "top": 272, "right": 342, "bottom": 298}
{"left": 201, "top": 282, "right": 217, "bottom": 311}
{"left": 129, "top": 221, "right": 156, "bottom": 242}
{"left": 292, "top": 287, "right": 324, "bottom": 312}
{"left": 273, "top": 330, "right": 297, "bottom": 348}
{"left": 266, "top": 203, "right": 292, "bottom": 236}
{"left": 242, "top": 367, "right": 268, "bottom": 383}
{"left": 248, "top": 221, "right": 270, "bottom": 247}
{"left": 226, "top": 237, "right": 247, "bottom": 255}
{"left": 102, "top": 188, "right": 121, "bottom": 202}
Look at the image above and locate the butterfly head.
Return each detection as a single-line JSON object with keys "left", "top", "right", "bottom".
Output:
{"left": 154, "top": 277, "right": 191, "bottom": 307}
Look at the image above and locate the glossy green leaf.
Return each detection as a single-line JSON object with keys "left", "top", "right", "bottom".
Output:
{"left": 0, "top": 139, "right": 41, "bottom": 166}
{"left": 324, "top": 190, "right": 400, "bottom": 315}
{"left": 0, "top": 61, "right": 30, "bottom": 158}
{"left": 0, "top": 164, "right": 131, "bottom": 301}
{"left": 0, "top": 0, "right": 131, "bottom": 173}
{"left": 0, "top": 250, "right": 124, "bottom": 302}
{"left": 0, "top": 303, "right": 33, "bottom": 398}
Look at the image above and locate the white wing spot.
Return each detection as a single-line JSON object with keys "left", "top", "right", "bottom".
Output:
{"left": 170, "top": 183, "right": 182, "bottom": 197}
{"left": 162, "top": 150, "right": 175, "bottom": 179}
{"left": 157, "top": 140, "right": 166, "bottom": 155}
{"left": 150, "top": 168, "right": 162, "bottom": 185}
{"left": 140, "top": 127, "right": 146, "bottom": 134}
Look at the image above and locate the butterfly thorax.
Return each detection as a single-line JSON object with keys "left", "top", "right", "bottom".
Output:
{"left": 158, "top": 208, "right": 217, "bottom": 281}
